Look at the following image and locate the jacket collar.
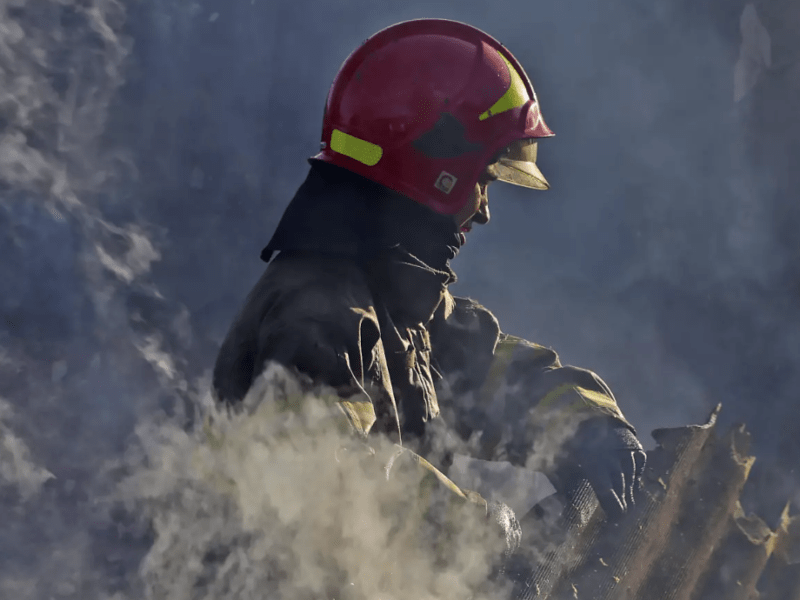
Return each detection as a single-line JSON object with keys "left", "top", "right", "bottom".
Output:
{"left": 262, "top": 162, "right": 461, "bottom": 325}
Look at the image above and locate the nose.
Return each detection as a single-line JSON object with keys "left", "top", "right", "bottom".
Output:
{"left": 472, "top": 197, "right": 490, "bottom": 225}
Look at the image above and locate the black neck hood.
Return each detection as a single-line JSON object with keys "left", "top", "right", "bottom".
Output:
{"left": 261, "top": 162, "right": 463, "bottom": 274}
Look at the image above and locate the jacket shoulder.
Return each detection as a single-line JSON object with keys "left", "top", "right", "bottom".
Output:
{"left": 429, "top": 295, "right": 501, "bottom": 389}
{"left": 213, "top": 254, "right": 377, "bottom": 403}
{"left": 255, "top": 253, "right": 374, "bottom": 317}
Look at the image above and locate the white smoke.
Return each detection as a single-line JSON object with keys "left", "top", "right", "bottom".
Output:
{"left": 3, "top": 1, "right": 797, "bottom": 598}
{"left": 0, "top": 0, "right": 132, "bottom": 214}
{"left": 114, "top": 365, "right": 512, "bottom": 600}
{"left": 0, "top": 397, "right": 54, "bottom": 499}
{"left": 734, "top": 4, "right": 772, "bottom": 103}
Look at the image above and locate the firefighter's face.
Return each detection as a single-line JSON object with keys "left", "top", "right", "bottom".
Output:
{"left": 454, "top": 169, "right": 494, "bottom": 234}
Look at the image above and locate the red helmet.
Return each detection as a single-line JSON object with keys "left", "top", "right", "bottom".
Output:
{"left": 313, "top": 19, "right": 554, "bottom": 215}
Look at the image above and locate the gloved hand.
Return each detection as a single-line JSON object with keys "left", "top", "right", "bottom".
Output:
{"left": 562, "top": 417, "right": 646, "bottom": 521}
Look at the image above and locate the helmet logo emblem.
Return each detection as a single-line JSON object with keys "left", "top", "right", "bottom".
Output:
{"left": 434, "top": 171, "right": 457, "bottom": 194}
{"left": 413, "top": 113, "right": 483, "bottom": 158}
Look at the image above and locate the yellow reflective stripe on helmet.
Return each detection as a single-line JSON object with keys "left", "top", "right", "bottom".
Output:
{"left": 331, "top": 129, "right": 383, "bottom": 166}
{"left": 478, "top": 54, "right": 529, "bottom": 121}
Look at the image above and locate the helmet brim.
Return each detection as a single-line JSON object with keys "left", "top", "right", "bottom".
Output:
{"left": 486, "top": 139, "right": 549, "bottom": 190}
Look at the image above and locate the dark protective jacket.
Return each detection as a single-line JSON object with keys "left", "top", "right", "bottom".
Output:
{"left": 213, "top": 163, "right": 633, "bottom": 476}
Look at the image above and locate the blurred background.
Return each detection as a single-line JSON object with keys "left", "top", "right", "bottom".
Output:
{"left": 1, "top": 0, "right": 798, "bottom": 597}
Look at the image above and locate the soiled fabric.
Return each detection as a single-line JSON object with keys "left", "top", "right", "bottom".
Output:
{"left": 212, "top": 161, "right": 634, "bottom": 476}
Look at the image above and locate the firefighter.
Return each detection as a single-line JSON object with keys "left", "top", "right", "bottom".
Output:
{"left": 212, "top": 19, "right": 645, "bottom": 530}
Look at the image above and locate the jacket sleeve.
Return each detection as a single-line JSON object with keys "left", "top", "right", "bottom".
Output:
{"left": 483, "top": 333, "right": 631, "bottom": 427}
{"left": 212, "top": 258, "right": 399, "bottom": 439}
{"left": 429, "top": 295, "right": 633, "bottom": 464}
{"left": 252, "top": 304, "right": 399, "bottom": 438}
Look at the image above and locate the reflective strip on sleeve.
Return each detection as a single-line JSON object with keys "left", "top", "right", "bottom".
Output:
{"left": 536, "top": 384, "right": 619, "bottom": 415}
{"left": 411, "top": 451, "right": 469, "bottom": 501}
{"left": 338, "top": 397, "right": 377, "bottom": 436}
{"left": 574, "top": 386, "right": 622, "bottom": 414}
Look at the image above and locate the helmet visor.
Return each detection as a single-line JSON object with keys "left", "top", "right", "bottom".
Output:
{"left": 486, "top": 138, "right": 549, "bottom": 190}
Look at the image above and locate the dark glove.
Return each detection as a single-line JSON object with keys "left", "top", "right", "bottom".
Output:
{"left": 562, "top": 418, "right": 646, "bottom": 521}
